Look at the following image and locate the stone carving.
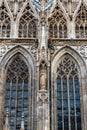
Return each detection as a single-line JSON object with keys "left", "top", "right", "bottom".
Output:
{"left": 0, "top": 44, "right": 7, "bottom": 57}
{"left": 39, "top": 61, "right": 47, "bottom": 90}
{"left": 40, "top": 74, "right": 46, "bottom": 90}
{"left": 37, "top": 90, "right": 48, "bottom": 104}
{"left": 0, "top": 42, "right": 38, "bottom": 62}
{"left": 72, "top": 45, "right": 87, "bottom": 58}
{"left": 79, "top": 45, "right": 87, "bottom": 57}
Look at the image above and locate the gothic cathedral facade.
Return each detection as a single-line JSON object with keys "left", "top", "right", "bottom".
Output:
{"left": 0, "top": 0, "right": 87, "bottom": 130}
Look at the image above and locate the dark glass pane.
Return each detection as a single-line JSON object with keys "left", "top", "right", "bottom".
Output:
{"left": 6, "top": 83, "right": 10, "bottom": 91}
{"left": 24, "top": 82, "right": 28, "bottom": 91}
{"left": 18, "top": 91, "right": 22, "bottom": 99}
{"left": 64, "top": 116, "right": 68, "bottom": 130}
{"left": 57, "top": 92, "right": 62, "bottom": 99}
{"left": 75, "top": 92, "right": 80, "bottom": 100}
{"left": 63, "top": 77, "right": 67, "bottom": 89}
{"left": 63, "top": 99, "right": 68, "bottom": 108}
{"left": 12, "top": 84, "right": 16, "bottom": 91}
{"left": 71, "top": 115, "right": 75, "bottom": 130}
{"left": 6, "top": 91, "right": 10, "bottom": 98}
{"left": 58, "top": 110, "right": 62, "bottom": 130}
{"left": 69, "top": 92, "right": 74, "bottom": 99}
{"left": 57, "top": 99, "right": 62, "bottom": 108}
{"left": 12, "top": 91, "right": 16, "bottom": 99}
{"left": 69, "top": 77, "right": 73, "bottom": 92}
{"left": 5, "top": 99, "right": 10, "bottom": 107}
{"left": 57, "top": 77, "right": 61, "bottom": 91}
{"left": 63, "top": 92, "right": 67, "bottom": 99}
{"left": 74, "top": 77, "right": 79, "bottom": 92}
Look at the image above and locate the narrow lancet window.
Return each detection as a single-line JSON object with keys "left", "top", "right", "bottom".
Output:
{"left": 5, "top": 55, "right": 29, "bottom": 130}
{"left": 57, "top": 55, "right": 82, "bottom": 130}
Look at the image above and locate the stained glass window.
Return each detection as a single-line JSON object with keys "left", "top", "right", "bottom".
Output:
{"left": 4, "top": 55, "right": 29, "bottom": 130}
{"left": 57, "top": 55, "right": 82, "bottom": 130}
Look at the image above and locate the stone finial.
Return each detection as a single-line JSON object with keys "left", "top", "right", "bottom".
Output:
{"left": 20, "top": 113, "right": 25, "bottom": 130}
{"left": 68, "top": 0, "right": 72, "bottom": 19}
{"left": 0, "top": 0, "right": 3, "bottom": 7}
{"left": 13, "top": 0, "right": 18, "bottom": 17}
{"left": 68, "top": 0, "right": 72, "bottom": 2}
{"left": 3, "top": 109, "right": 10, "bottom": 130}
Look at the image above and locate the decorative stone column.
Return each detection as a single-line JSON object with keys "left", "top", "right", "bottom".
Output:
{"left": 3, "top": 109, "right": 10, "bottom": 130}
{"left": 37, "top": 0, "right": 50, "bottom": 129}
{"left": 20, "top": 113, "right": 25, "bottom": 130}
{"left": 0, "top": 66, "right": 6, "bottom": 130}
{"left": 0, "top": 0, "right": 2, "bottom": 6}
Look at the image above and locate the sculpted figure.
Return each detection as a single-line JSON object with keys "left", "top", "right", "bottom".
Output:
{"left": 40, "top": 73, "right": 46, "bottom": 90}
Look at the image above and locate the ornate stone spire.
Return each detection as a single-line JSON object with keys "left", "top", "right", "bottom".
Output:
{"left": 39, "top": 0, "right": 47, "bottom": 24}
{"left": 3, "top": 109, "right": 10, "bottom": 130}
{"left": 38, "top": 0, "right": 48, "bottom": 52}
{"left": 14, "top": 0, "right": 18, "bottom": 17}
{"left": 20, "top": 113, "right": 25, "bottom": 130}
{"left": 0, "top": 0, "right": 3, "bottom": 7}
{"left": 68, "top": 0, "right": 72, "bottom": 19}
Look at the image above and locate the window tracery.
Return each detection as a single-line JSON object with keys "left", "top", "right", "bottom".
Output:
{"left": 75, "top": 4, "right": 87, "bottom": 38}
{"left": 18, "top": 3, "right": 37, "bottom": 38}
{"left": 48, "top": 3, "right": 67, "bottom": 38}
{"left": 56, "top": 55, "right": 82, "bottom": 130}
{"left": 4, "top": 55, "right": 29, "bottom": 130}
{"left": 59, "top": 0, "right": 79, "bottom": 13}
{"left": 0, "top": 3, "right": 10, "bottom": 37}
{"left": 7, "top": 0, "right": 26, "bottom": 14}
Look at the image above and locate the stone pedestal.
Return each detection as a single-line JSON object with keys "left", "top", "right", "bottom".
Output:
{"left": 37, "top": 90, "right": 50, "bottom": 130}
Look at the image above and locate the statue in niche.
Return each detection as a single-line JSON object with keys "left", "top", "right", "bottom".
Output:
{"left": 40, "top": 61, "right": 47, "bottom": 90}
{"left": 40, "top": 73, "right": 46, "bottom": 90}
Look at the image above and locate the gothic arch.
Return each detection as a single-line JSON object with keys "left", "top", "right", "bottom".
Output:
{"left": 51, "top": 46, "right": 86, "bottom": 130}
{"left": 3, "top": 0, "right": 13, "bottom": 19}
{"left": 17, "top": 1, "right": 37, "bottom": 22}
{"left": 52, "top": 46, "right": 86, "bottom": 72}
{"left": 1, "top": 45, "right": 37, "bottom": 130}
{"left": 1, "top": 45, "right": 36, "bottom": 70}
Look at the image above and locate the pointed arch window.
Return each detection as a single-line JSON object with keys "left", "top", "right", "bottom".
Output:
{"left": 0, "top": 3, "right": 10, "bottom": 37}
{"left": 18, "top": 3, "right": 37, "bottom": 38}
{"left": 56, "top": 55, "right": 82, "bottom": 130}
{"left": 4, "top": 55, "right": 29, "bottom": 130}
{"left": 48, "top": 3, "right": 67, "bottom": 38}
{"left": 75, "top": 4, "right": 87, "bottom": 38}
